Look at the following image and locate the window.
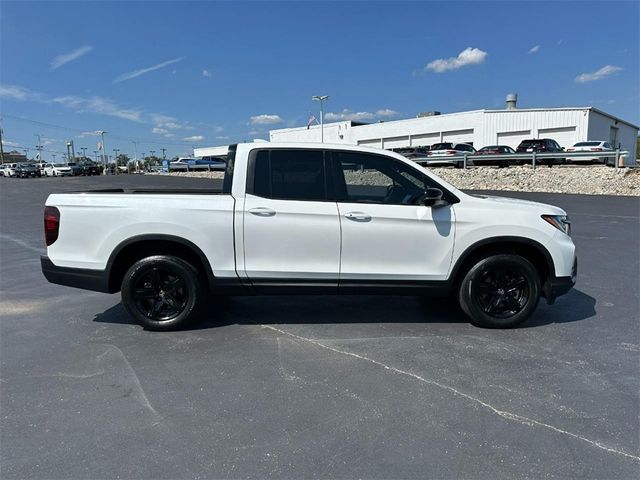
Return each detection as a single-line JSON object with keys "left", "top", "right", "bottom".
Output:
{"left": 252, "top": 149, "right": 326, "bottom": 201}
{"left": 334, "top": 152, "right": 430, "bottom": 205}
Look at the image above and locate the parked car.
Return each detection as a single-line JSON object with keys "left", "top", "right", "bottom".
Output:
{"left": 42, "top": 142, "right": 576, "bottom": 331}
{"left": 475, "top": 145, "right": 517, "bottom": 167}
{"left": 77, "top": 160, "right": 102, "bottom": 175}
{"left": 66, "top": 162, "right": 83, "bottom": 176}
{"left": 15, "top": 162, "right": 41, "bottom": 178}
{"left": 392, "top": 146, "right": 430, "bottom": 160}
{"left": 0, "top": 164, "right": 7, "bottom": 177}
{"left": 566, "top": 141, "right": 615, "bottom": 165}
{"left": 44, "top": 163, "right": 73, "bottom": 177}
{"left": 428, "top": 143, "right": 476, "bottom": 168}
{"left": 1, "top": 163, "right": 18, "bottom": 177}
{"left": 516, "top": 139, "right": 566, "bottom": 166}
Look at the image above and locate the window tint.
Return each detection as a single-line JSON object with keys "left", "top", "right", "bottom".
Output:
{"left": 334, "top": 152, "right": 429, "bottom": 205}
{"left": 252, "top": 149, "right": 326, "bottom": 201}
{"left": 431, "top": 143, "right": 452, "bottom": 151}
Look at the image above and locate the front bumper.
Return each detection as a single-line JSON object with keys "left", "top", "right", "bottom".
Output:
{"left": 543, "top": 257, "right": 577, "bottom": 304}
{"left": 41, "top": 255, "right": 111, "bottom": 293}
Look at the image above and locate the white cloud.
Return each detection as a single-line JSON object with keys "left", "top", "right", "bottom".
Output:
{"left": 324, "top": 108, "right": 399, "bottom": 122}
{"left": 2, "top": 139, "right": 19, "bottom": 147}
{"left": 113, "top": 57, "right": 185, "bottom": 83}
{"left": 50, "top": 45, "right": 93, "bottom": 70}
{"left": 248, "top": 130, "right": 261, "bottom": 136}
{"left": 53, "top": 95, "right": 143, "bottom": 122}
{"left": 575, "top": 65, "right": 623, "bottom": 83}
{"left": 528, "top": 45, "right": 540, "bottom": 54}
{"left": 425, "top": 47, "right": 488, "bottom": 73}
{"left": 249, "top": 114, "right": 283, "bottom": 125}
{"left": 150, "top": 113, "right": 193, "bottom": 131}
{"left": 0, "top": 84, "right": 43, "bottom": 101}
{"left": 216, "top": 135, "right": 229, "bottom": 140}
{"left": 152, "top": 127, "right": 169, "bottom": 135}
{"left": 183, "top": 135, "right": 204, "bottom": 142}
{"left": 202, "top": 69, "right": 212, "bottom": 77}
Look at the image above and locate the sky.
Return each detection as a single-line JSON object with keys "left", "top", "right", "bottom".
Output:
{"left": 1, "top": 0, "right": 638, "bottom": 161}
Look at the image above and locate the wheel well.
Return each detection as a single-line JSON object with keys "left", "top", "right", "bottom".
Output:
{"left": 108, "top": 239, "right": 211, "bottom": 293}
{"left": 452, "top": 241, "right": 551, "bottom": 289}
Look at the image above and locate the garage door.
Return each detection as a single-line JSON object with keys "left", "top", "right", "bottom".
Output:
{"left": 411, "top": 132, "right": 440, "bottom": 148}
{"left": 537, "top": 126, "right": 577, "bottom": 149}
{"left": 497, "top": 130, "right": 531, "bottom": 149}
{"left": 357, "top": 139, "right": 382, "bottom": 149}
{"left": 382, "top": 136, "right": 409, "bottom": 149}
{"left": 442, "top": 129, "right": 474, "bottom": 145}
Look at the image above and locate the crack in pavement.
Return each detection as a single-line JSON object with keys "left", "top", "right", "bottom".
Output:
{"left": 262, "top": 324, "right": 640, "bottom": 463}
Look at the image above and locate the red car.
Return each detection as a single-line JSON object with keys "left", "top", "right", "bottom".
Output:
{"left": 475, "top": 145, "right": 516, "bottom": 167}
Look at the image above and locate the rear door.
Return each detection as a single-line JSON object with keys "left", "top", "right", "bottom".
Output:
{"left": 332, "top": 151, "right": 455, "bottom": 284}
{"left": 242, "top": 148, "right": 341, "bottom": 283}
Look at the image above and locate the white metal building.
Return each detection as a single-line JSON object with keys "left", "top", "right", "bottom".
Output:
{"left": 269, "top": 97, "right": 638, "bottom": 163}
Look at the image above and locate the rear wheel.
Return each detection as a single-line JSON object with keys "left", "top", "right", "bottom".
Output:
{"left": 458, "top": 254, "right": 540, "bottom": 328}
{"left": 121, "top": 255, "right": 204, "bottom": 331}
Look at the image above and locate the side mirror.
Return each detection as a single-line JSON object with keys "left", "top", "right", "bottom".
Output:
{"left": 421, "top": 187, "right": 446, "bottom": 207}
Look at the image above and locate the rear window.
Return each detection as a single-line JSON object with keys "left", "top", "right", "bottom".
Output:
{"left": 252, "top": 149, "right": 326, "bottom": 201}
{"left": 519, "top": 140, "right": 544, "bottom": 146}
{"left": 574, "top": 142, "right": 601, "bottom": 147}
{"left": 431, "top": 143, "right": 453, "bottom": 150}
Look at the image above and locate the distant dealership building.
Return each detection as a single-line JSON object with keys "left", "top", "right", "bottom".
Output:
{"left": 269, "top": 95, "right": 638, "bottom": 163}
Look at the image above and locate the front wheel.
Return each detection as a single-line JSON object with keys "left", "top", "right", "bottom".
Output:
{"left": 121, "top": 255, "right": 204, "bottom": 331}
{"left": 458, "top": 254, "right": 540, "bottom": 328}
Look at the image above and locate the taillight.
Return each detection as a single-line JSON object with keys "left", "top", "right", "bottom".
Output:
{"left": 446, "top": 150, "right": 457, "bottom": 154}
{"left": 591, "top": 148, "right": 603, "bottom": 151}
{"left": 44, "top": 206, "right": 60, "bottom": 246}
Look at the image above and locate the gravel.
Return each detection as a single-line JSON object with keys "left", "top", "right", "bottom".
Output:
{"left": 155, "top": 165, "right": 640, "bottom": 196}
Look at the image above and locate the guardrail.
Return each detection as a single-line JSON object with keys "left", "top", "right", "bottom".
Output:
{"left": 413, "top": 150, "right": 632, "bottom": 170}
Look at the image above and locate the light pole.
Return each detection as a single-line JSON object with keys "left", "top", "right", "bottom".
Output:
{"left": 113, "top": 148, "right": 120, "bottom": 175}
{"left": 52, "top": 153, "right": 56, "bottom": 162}
{"left": 35, "top": 134, "right": 43, "bottom": 162}
{"left": 81, "top": 147, "right": 87, "bottom": 159}
{"left": 311, "top": 95, "right": 329, "bottom": 143}
{"left": 161, "top": 148, "right": 166, "bottom": 160}
{"left": 96, "top": 130, "right": 107, "bottom": 175}
{"left": 94, "top": 150, "right": 99, "bottom": 162}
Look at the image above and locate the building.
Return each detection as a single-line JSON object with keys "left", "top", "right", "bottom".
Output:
{"left": 1, "top": 151, "right": 28, "bottom": 163}
{"left": 269, "top": 95, "right": 638, "bottom": 163}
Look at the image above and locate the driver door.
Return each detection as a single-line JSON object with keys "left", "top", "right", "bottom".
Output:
{"left": 332, "top": 151, "right": 455, "bottom": 282}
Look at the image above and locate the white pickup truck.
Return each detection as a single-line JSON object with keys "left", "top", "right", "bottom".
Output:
{"left": 42, "top": 142, "right": 577, "bottom": 330}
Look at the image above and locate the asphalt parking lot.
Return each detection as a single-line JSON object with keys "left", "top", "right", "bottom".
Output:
{"left": 1, "top": 174, "right": 639, "bottom": 479}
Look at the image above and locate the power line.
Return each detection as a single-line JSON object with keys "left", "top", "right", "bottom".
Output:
{"left": 1, "top": 113, "right": 206, "bottom": 147}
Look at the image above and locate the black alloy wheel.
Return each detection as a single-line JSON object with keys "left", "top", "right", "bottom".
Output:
{"left": 132, "top": 267, "right": 188, "bottom": 321}
{"left": 459, "top": 254, "right": 540, "bottom": 328}
{"left": 121, "top": 255, "right": 203, "bottom": 330}
{"left": 472, "top": 267, "right": 529, "bottom": 319}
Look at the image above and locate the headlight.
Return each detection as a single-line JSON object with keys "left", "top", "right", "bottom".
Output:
{"left": 542, "top": 214, "right": 571, "bottom": 236}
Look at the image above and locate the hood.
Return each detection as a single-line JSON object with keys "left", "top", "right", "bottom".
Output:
{"left": 470, "top": 194, "right": 566, "bottom": 215}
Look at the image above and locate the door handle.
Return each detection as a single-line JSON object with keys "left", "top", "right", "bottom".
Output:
{"left": 249, "top": 207, "right": 276, "bottom": 217}
{"left": 344, "top": 211, "right": 371, "bottom": 222}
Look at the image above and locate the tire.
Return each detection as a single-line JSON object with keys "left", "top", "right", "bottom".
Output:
{"left": 458, "top": 254, "right": 540, "bottom": 328}
{"left": 121, "top": 255, "right": 204, "bottom": 331}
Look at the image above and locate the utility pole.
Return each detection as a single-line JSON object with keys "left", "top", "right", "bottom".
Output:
{"left": 311, "top": 95, "right": 329, "bottom": 143}
{"left": 0, "top": 127, "right": 5, "bottom": 164}
{"left": 93, "top": 150, "right": 99, "bottom": 162}
{"left": 113, "top": 148, "right": 120, "bottom": 175}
